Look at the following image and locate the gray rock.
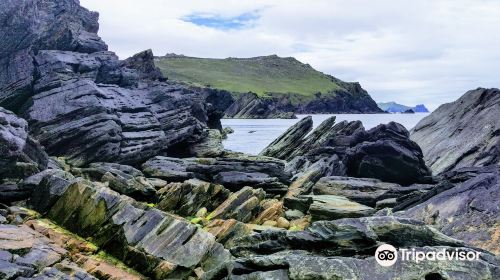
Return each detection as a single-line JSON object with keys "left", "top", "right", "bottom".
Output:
{"left": 0, "top": 107, "right": 49, "bottom": 183}
{"left": 284, "top": 210, "right": 305, "bottom": 220}
{"left": 411, "top": 88, "right": 500, "bottom": 174}
{"left": 312, "top": 176, "right": 434, "bottom": 207}
{"left": 400, "top": 166, "right": 500, "bottom": 254}
{"left": 224, "top": 92, "right": 296, "bottom": 119}
{"left": 306, "top": 195, "right": 375, "bottom": 221}
{"left": 142, "top": 156, "right": 291, "bottom": 191}
{"left": 27, "top": 170, "right": 75, "bottom": 214}
{"left": 157, "top": 179, "right": 230, "bottom": 217}
{"left": 71, "top": 162, "right": 156, "bottom": 201}
{"left": 189, "top": 129, "right": 224, "bottom": 157}
{"left": 230, "top": 216, "right": 466, "bottom": 258}
{"left": 208, "top": 187, "right": 266, "bottom": 223}
{"left": 260, "top": 116, "right": 313, "bottom": 159}
{"left": 204, "top": 248, "right": 499, "bottom": 280}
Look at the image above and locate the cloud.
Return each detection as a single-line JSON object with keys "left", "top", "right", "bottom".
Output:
{"left": 80, "top": 0, "right": 500, "bottom": 110}
{"left": 182, "top": 10, "right": 260, "bottom": 30}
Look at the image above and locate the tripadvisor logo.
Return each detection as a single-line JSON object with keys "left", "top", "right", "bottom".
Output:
{"left": 375, "top": 244, "right": 481, "bottom": 267}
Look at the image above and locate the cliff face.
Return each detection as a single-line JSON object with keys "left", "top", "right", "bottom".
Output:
{"left": 0, "top": 0, "right": 222, "bottom": 166}
{"left": 411, "top": 88, "right": 499, "bottom": 174}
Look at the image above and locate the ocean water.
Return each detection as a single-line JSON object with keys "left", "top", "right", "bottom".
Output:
{"left": 221, "top": 113, "right": 430, "bottom": 155}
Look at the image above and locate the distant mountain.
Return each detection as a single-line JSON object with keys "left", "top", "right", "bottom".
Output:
{"left": 377, "top": 102, "right": 429, "bottom": 113}
{"left": 155, "top": 54, "right": 383, "bottom": 118}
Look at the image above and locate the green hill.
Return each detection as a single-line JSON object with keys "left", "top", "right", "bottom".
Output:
{"left": 154, "top": 54, "right": 344, "bottom": 99}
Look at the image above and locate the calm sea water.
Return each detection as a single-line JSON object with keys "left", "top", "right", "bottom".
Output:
{"left": 221, "top": 113, "right": 430, "bottom": 155}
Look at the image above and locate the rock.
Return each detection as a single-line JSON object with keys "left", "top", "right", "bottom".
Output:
{"left": 0, "top": 0, "right": 225, "bottom": 167}
{"left": 142, "top": 156, "right": 291, "bottom": 192}
{"left": 312, "top": 176, "right": 434, "bottom": 207}
{"left": 208, "top": 187, "right": 266, "bottom": 223}
{"left": 345, "top": 122, "right": 431, "bottom": 185}
{"left": 400, "top": 166, "right": 500, "bottom": 254}
{"left": 156, "top": 179, "right": 230, "bottom": 217}
{"left": 188, "top": 129, "right": 224, "bottom": 157}
{"left": 260, "top": 116, "right": 313, "bottom": 159}
{"left": 230, "top": 216, "right": 466, "bottom": 258}
{"left": 0, "top": 107, "right": 49, "bottom": 182}
{"left": 42, "top": 180, "right": 230, "bottom": 278}
{"left": 411, "top": 88, "right": 499, "bottom": 174}
{"left": 204, "top": 248, "right": 499, "bottom": 280}
{"left": 283, "top": 196, "right": 313, "bottom": 213}
{"left": 288, "top": 216, "right": 311, "bottom": 231}
{"left": 224, "top": 92, "right": 297, "bottom": 119}
{"left": 204, "top": 219, "right": 252, "bottom": 248}
{"left": 196, "top": 208, "right": 208, "bottom": 218}
{"left": 71, "top": 162, "right": 156, "bottom": 201}
{"left": 306, "top": 195, "right": 376, "bottom": 221}
{"left": 276, "top": 217, "right": 290, "bottom": 229}
{"left": 284, "top": 210, "right": 304, "bottom": 221}
{"left": 262, "top": 221, "right": 277, "bottom": 227}
{"left": 213, "top": 171, "right": 288, "bottom": 195}
{"left": 27, "top": 170, "right": 75, "bottom": 214}
{"left": 253, "top": 202, "right": 283, "bottom": 225}
{"left": 375, "top": 198, "right": 397, "bottom": 209}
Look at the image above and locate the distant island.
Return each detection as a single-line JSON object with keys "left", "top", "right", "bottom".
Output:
{"left": 377, "top": 102, "right": 429, "bottom": 113}
{"left": 155, "top": 54, "right": 383, "bottom": 118}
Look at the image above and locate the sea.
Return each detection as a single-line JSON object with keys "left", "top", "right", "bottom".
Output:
{"left": 221, "top": 113, "right": 430, "bottom": 155}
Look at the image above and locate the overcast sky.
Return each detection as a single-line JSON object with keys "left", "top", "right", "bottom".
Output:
{"left": 81, "top": 0, "right": 500, "bottom": 110}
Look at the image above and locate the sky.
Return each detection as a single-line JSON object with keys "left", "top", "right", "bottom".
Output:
{"left": 80, "top": 0, "right": 500, "bottom": 110}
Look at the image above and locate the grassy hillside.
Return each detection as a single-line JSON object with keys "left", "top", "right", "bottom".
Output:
{"left": 155, "top": 54, "right": 344, "bottom": 99}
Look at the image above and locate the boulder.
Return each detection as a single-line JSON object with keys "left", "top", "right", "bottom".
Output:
{"left": 188, "top": 129, "right": 224, "bottom": 157}
{"left": 400, "top": 166, "right": 500, "bottom": 254}
{"left": 0, "top": 107, "right": 49, "bottom": 182}
{"left": 411, "top": 88, "right": 499, "bottom": 174}
{"left": 208, "top": 187, "right": 266, "bottom": 223}
{"left": 224, "top": 92, "right": 296, "bottom": 119}
{"left": 214, "top": 171, "right": 288, "bottom": 195}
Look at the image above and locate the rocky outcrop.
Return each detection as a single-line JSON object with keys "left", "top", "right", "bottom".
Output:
{"left": 264, "top": 117, "right": 430, "bottom": 189}
{"left": 0, "top": 0, "right": 224, "bottom": 167}
{"left": 400, "top": 166, "right": 500, "bottom": 254}
{"left": 260, "top": 116, "right": 313, "bottom": 159}
{"left": 224, "top": 92, "right": 296, "bottom": 119}
{"left": 411, "top": 88, "right": 499, "bottom": 174}
{"left": 0, "top": 107, "right": 49, "bottom": 184}
{"left": 37, "top": 180, "right": 231, "bottom": 279}
{"left": 142, "top": 155, "right": 291, "bottom": 195}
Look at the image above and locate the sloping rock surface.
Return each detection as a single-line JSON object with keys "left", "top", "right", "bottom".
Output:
{"left": 411, "top": 88, "right": 499, "bottom": 174}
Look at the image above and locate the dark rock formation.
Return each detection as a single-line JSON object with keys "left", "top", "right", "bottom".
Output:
{"left": 71, "top": 162, "right": 157, "bottom": 201}
{"left": 224, "top": 92, "right": 296, "bottom": 119}
{"left": 260, "top": 116, "right": 313, "bottom": 159}
{"left": 142, "top": 155, "right": 291, "bottom": 195}
{"left": 0, "top": 0, "right": 223, "bottom": 167}
{"left": 400, "top": 166, "right": 500, "bottom": 254}
{"left": 41, "top": 180, "right": 231, "bottom": 279}
{"left": 411, "top": 88, "right": 499, "bottom": 174}
{"left": 263, "top": 117, "right": 430, "bottom": 188}
{"left": 0, "top": 107, "right": 49, "bottom": 182}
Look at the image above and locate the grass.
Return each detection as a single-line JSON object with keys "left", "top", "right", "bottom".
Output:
{"left": 155, "top": 55, "right": 345, "bottom": 99}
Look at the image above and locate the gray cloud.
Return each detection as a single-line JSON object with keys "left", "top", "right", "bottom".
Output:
{"left": 81, "top": 0, "right": 500, "bottom": 110}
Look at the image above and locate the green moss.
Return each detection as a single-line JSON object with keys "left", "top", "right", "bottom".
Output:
{"left": 155, "top": 55, "right": 344, "bottom": 100}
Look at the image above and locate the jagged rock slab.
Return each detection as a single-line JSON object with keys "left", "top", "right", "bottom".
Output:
{"left": 411, "top": 88, "right": 500, "bottom": 174}
{"left": 260, "top": 116, "right": 313, "bottom": 159}
{"left": 313, "top": 176, "right": 434, "bottom": 207}
{"left": 142, "top": 156, "right": 291, "bottom": 194}
{"left": 208, "top": 187, "right": 266, "bottom": 223}
{"left": 157, "top": 179, "right": 230, "bottom": 217}
{"left": 230, "top": 216, "right": 465, "bottom": 258}
{"left": 400, "top": 166, "right": 500, "bottom": 254}
{"left": 305, "top": 195, "right": 375, "bottom": 221}
{"left": 0, "top": 107, "right": 49, "bottom": 184}
{"left": 224, "top": 92, "right": 296, "bottom": 119}
{"left": 203, "top": 249, "right": 500, "bottom": 280}
{"left": 71, "top": 162, "right": 156, "bottom": 201}
{"left": 38, "top": 180, "right": 230, "bottom": 279}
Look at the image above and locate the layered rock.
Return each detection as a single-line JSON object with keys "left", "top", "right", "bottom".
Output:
{"left": 224, "top": 92, "right": 296, "bottom": 119}
{"left": 0, "top": 0, "right": 223, "bottom": 167}
{"left": 400, "top": 166, "right": 500, "bottom": 254}
{"left": 0, "top": 107, "right": 49, "bottom": 188}
{"left": 411, "top": 88, "right": 499, "bottom": 174}
{"left": 142, "top": 155, "right": 290, "bottom": 195}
